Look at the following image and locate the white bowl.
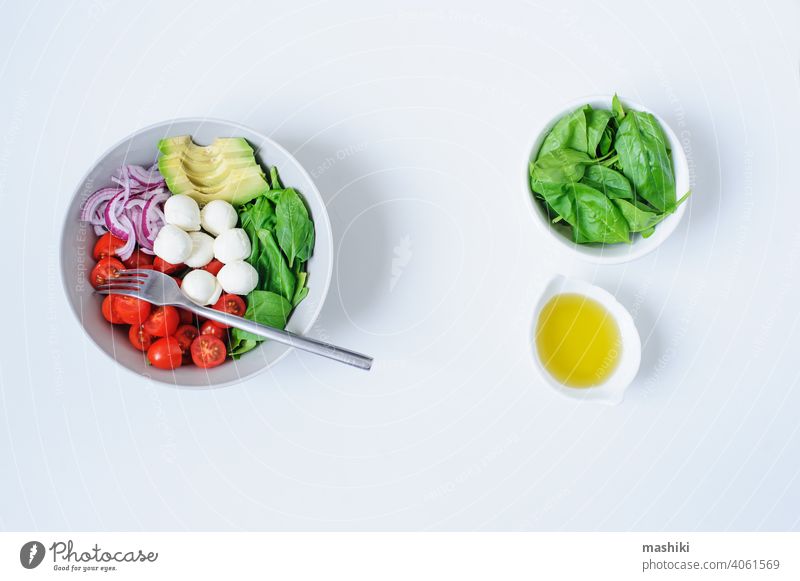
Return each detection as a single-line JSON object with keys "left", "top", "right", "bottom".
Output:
{"left": 60, "top": 118, "right": 333, "bottom": 388}
{"left": 530, "top": 275, "right": 641, "bottom": 405}
{"left": 524, "top": 95, "right": 690, "bottom": 264}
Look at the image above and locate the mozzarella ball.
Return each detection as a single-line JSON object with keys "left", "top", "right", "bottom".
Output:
{"left": 183, "top": 232, "right": 215, "bottom": 268}
{"left": 213, "top": 228, "right": 251, "bottom": 264}
{"left": 200, "top": 199, "right": 238, "bottom": 236}
{"left": 181, "top": 269, "right": 222, "bottom": 306}
{"left": 217, "top": 260, "right": 259, "bottom": 295}
{"left": 164, "top": 194, "right": 201, "bottom": 231}
{"left": 153, "top": 224, "right": 192, "bottom": 264}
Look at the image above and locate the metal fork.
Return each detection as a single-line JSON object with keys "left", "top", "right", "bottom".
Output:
{"left": 96, "top": 269, "right": 373, "bottom": 370}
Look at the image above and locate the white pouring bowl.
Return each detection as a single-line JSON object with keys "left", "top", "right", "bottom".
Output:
{"left": 530, "top": 275, "right": 641, "bottom": 405}
{"left": 60, "top": 118, "right": 334, "bottom": 388}
{"left": 523, "top": 95, "right": 690, "bottom": 264}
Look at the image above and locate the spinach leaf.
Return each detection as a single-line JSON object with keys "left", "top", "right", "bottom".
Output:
{"left": 256, "top": 228, "right": 296, "bottom": 301}
{"left": 581, "top": 165, "right": 633, "bottom": 199}
{"left": 586, "top": 108, "right": 613, "bottom": 157}
{"left": 613, "top": 199, "right": 668, "bottom": 233}
{"left": 228, "top": 290, "right": 293, "bottom": 357}
{"left": 537, "top": 183, "right": 578, "bottom": 226}
{"left": 539, "top": 105, "right": 589, "bottom": 155}
{"left": 615, "top": 110, "right": 675, "bottom": 212}
{"left": 292, "top": 270, "right": 309, "bottom": 307}
{"left": 612, "top": 94, "right": 625, "bottom": 123}
{"left": 275, "top": 188, "right": 315, "bottom": 268}
{"left": 598, "top": 124, "right": 615, "bottom": 156}
{"left": 530, "top": 149, "right": 592, "bottom": 188}
{"left": 571, "top": 184, "right": 630, "bottom": 244}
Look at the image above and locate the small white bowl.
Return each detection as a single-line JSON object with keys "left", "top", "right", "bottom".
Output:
{"left": 60, "top": 118, "right": 334, "bottom": 388}
{"left": 524, "top": 95, "right": 690, "bottom": 264}
{"left": 530, "top": 275, "right": 641, "bottom": 405}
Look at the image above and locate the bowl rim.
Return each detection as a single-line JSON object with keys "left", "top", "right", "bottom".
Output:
{"left": 59, "top": 116, "right": 334, "bottom": 389}
{"left": 523, "top": 94, "right": 690, "bottom": 265}
{"left": 530, "top": 275, "right": 641, "bottom": 405}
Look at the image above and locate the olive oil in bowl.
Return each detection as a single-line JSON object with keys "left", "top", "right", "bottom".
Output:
{"left": 535, "top": 293, "right": 622, "bottom": 388}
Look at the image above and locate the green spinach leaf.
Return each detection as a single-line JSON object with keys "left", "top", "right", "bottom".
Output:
{"left": 530, "top": 149, "right": 592, "bottom": 189}
{"left": 539, "top": 105, "right": 590, "bottom": 155}
{"left": 275, "top": 189, "right": 315, "bottom": 268}
{"left": 586, "top": 108, "right": 613, "bottom": 157}
{"left": 572, "top": 184, "right": 630, "bottom": 244}
{"left": 228, "top": 290, "right": 293, "bottom": 357}
{"left": 581, "top": 165, "right": 633, "bottom": 199}
{"left": 615, "top": 110, "right": 675, "bottom": 211}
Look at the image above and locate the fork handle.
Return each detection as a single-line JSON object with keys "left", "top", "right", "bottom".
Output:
{"left": 188, "top": 304, "right": 373, "bottom": 370}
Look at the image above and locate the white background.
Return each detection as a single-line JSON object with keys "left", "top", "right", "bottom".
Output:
{"left": 1, "top": 0, "right": 798, "bottom": 531}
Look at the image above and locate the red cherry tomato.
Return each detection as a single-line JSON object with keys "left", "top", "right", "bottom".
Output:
{"left": 128, "top": 323, "right": 154, "bottom": 352}
{"left": 190, "top": 335, "right": 227, "bottom": 368}
{"left": 202, "top": 259, "right": 224, "bottom": 276}
{"left": 122, "top": 249, "right": 154, "bottom": 269}
{"left": 178, "top": 308, "right": 194, "bottom": 324}
{"left": 174, "top": 324, "right": 200, "bottom": 355}
{"left": 153, "top": 256, "right": 183, "bottom": 274}
{"left": 101, "top": 295, "right": 122, "bottom": 324}
{"left": 210, "top": 294, "right": 247, "bottom": 329}
{"left": 90, "top": 257, "right": 125, "bottom": 289}
{"left": 172, "top": 276, "right": 183, "bottom": 288}
{"left": 200, "top": 320, "right": 227, "bottom": 341}
{"left": 147, "top": 337, "right": 183, "bottom": 370}
{"left": 112, "top": 295, "right": 151, "bottom": 325}
{"left": 142, "top": 306, "right": 180, "bottom": 337}
{"left": 93, "top": 232, "right": 126, "bottom": 260}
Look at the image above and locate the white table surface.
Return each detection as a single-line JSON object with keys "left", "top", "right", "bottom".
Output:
{"left": 1, "top": 0, "right": 799, "bottom": 531}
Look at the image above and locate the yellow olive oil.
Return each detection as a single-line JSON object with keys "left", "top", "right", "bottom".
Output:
{"left": 535, "top": 293, "right": 622, "bottom": 388}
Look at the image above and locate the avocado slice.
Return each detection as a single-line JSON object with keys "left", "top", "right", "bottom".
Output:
{"left": 157, "top": 136, "right": 270, "bottom": 206}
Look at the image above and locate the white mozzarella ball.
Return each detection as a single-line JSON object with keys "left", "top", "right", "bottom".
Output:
{"left": 200, "top": 199, "right": 238, "bottom": 236}
{"left": 217, "top": 260, "right": 259, "bottom": 295}
{"left": 213, "top": 228, "right": 251, "bottom": 264}
{"left": 183, "top": 232, "right": 215, "bottom": 268}
{"left": 208, "top": 278, "right": 223, "bottom": 306}
{"left": 181, "top": 269, "right": 220, "bottom": 305}
{"left": 163, "top": 194, "right": 201, "bottom": 231}
{"left": 152, "top": 224, "right": 192, "bottom": 264}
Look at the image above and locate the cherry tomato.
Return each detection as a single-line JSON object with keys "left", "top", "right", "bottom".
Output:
{"left": 122, "top": 249, "right": 154, "bottom": 269}
{"left": 153, "top": 257, "right": 183, "bottom": 274}
{"left": 172, "top": 276, "right": 183, "bottom": 288}
{"left": 210, "top": 294, "right": 247, "bottom": 328}
{"left": 92, "top": 232, "right": 126, "bottom": 260}
{"left": 200, "top": 320, "right": 227, "bottom": 341}
{"left": 178, "top": 308, "right": 194, "bottom": 324}
{"left": 174, "top": 324, "right": 200, "bottom": 354}
{"left": 101, "top": 295, "right": 121, "bottom": 324}
{"left": 190, "top": 335, "right": 227, "bottom": 368}
{"left": 90, "top": 257, "right": 125, "bottom": 289}
{"left": 112, "top": 295, "right": 151, "bottom": 325}
{"left": 202, "top": 259, "right": 224, "bottom": 276}
{"left": 142, "top": 306, "right": 180, "bottom": 337}
{"left": 147, "top": 337, "right": 183, "bottom": 370}
{"left": 128, "top": 323, "right": 154, "bottom": 352}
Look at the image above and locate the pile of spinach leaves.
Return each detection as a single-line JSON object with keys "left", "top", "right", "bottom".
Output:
{"left": 529, "top": 95, "right": 689, "bottom": 244}
{"left": 228, "top": 167, "right": 315, "bottom": 357}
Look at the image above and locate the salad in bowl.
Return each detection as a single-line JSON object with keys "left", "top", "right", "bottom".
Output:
{"left": 61, "top": 119, "right": 333, "bottom": 387}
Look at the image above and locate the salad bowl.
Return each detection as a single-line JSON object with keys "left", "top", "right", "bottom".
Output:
{"left": 60, "top": 118, "right": 334, "bottom": 387}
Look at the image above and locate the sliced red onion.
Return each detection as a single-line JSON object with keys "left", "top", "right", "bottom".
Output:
{"left": 141, "top": 192, "right": 170, "bottom": 245}
{"left": 104, "top": 190, "right": 132, "bottom": 239}
{"left": 80, "top": 186, "right": 121, "bottom": 222}
{"left": 82, "top": 163, "right": 168, "bottom": 253}
{"left": 127, "top": 164, "right": 164, "bottom": 187}
{"left": 115, "top": 215, "right": 136, "bottom": 260}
